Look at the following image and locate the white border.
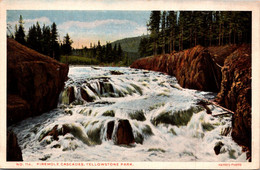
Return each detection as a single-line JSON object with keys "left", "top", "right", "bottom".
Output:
{"left": 0, "top": 0, "right": 259, "bottom": 169}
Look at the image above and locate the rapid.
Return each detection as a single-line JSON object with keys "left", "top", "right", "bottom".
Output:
{"left": 8, "top": 66, "right": 247, "bottom": 162}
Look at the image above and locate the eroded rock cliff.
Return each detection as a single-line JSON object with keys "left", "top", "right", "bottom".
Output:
{"left": 216, "top": 44, "right": 251, "bottom": 158}
{"left": 7, "top": 38, "right": 69, "bottom": 126}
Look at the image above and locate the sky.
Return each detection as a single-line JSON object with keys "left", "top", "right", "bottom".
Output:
{"left": 7, "top": 10, "right": 151, "bottom": 48}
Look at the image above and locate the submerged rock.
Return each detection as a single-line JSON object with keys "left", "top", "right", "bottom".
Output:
{"left": 7, "top": 131, "right": 23, "bottom": 161}
{"left": 102, "top": 110, "right": 115, "bottom": 117}
{"left": 110, "top": 70, "right": 124, "bottom": 75}
{"left": 80, "top": 87, "right": 95, "bottom": 102}
{"left": 151, "top": 106, "right": 203, "bottom": 126}
{"left": 214, "top": 141, "right": 224, "bottom": 155}
{"left": 128, "top": 110, "right": 146, "bottom": 121}
{"left": 7, "top": 38, "right": 69, "bottom": 126}
{"left": 39, "top": 124, "right": 93, "bottom": 146}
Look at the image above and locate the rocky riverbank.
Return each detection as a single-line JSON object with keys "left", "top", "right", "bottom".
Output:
{"left": 7, "top": 38, "right": 69, "bottom": 161}
{"left": 130, "top": 44, "right": 252, "bottom": 160}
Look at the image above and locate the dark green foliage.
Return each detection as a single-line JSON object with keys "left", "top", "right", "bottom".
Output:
{"left": 140, "top": 11, "right": 251, "bottom": 57}
{"left": 111, "top": 35, "right": 147, "bottom": 53}
{"left": 60, "top": 55, "right": 99, "bottom": 65}
{"left": 12, "top": 15, "right": 65, "bottom": 61}
{"left": 42, "top": 25, "right": 51, "bottom": 56}
{"left": 147, "top": 11, "right": 161, "bottom": 55}
{"left": 61, "top": 33, "right": 73, "bottom": 55}
{"left": 50, "top": 22, "right": 60, "bottom": 61}
{"left": 72, "top": 41, "right": 126, "bottom": 64}
{"left": 27, "top": 24, "right": 37, "bottom": 50}
{"left": 14, "top": 15, "right": 26, "bottom": 45}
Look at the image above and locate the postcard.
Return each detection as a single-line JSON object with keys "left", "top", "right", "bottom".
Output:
{"left": 0, "top": 0, "right": 259, "bottom": 169}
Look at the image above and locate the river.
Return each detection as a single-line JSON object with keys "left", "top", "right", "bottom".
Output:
{"left": 8, "top": 66, "right": 247, "bottom": 162}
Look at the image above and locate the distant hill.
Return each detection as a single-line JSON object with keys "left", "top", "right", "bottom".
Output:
{"left": 111, "top": 35, "right": 148, "bottom": 53}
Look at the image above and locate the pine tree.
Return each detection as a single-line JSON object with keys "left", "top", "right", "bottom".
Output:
{"left": 147, "top": 11, "right": 161, "bottom": 56}
{"left": 167, "top": 11, "right": 177, "bottom": 52}
{"left": 27, "top": 24, "right": 37, "bottom": 50}
{"left": 113, "top": 44, "right": 117, "bottom": 62}
{"left": 50, "top": 22, "right": 60, "bottom": 60}
{"left": 96, "top": 40, "right": 103, "bottom": 62}
{"left": 62, "top": 33, "right": 73, "bottom": 55}
{"left": 15, "top": 15, "right": 26, "bottom": 45}
{"left": 117, "top": 43, "right": 123, "bottom": 61}
{"left": 36, "top": 22, "right": 43, "bottom": 53}
{"left": 160, "top": 11, "right": 167, "bottom": 54}
{"left": 42, "top": 25, "right": 51, "bottom": 56}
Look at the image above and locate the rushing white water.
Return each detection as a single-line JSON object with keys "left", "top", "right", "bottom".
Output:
{"left": 9, "top": 66, "right": 247, "bottom": 162}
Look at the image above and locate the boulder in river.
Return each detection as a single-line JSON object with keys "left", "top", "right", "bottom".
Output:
{"left": 116, "top": 119, "right": 135, "bottom": 145}
{"left": 7, "top": 38, "right": 69, "bottom": 126}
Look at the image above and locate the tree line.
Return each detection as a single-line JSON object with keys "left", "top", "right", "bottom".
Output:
{"left": 72, "top": 41, "right": 123, "bottom": 64}
{"left": 139, "top": 11, "right": 252, "bottom": 57}
{"left": 8, "top": 15, "right": 73, "bottom": 61}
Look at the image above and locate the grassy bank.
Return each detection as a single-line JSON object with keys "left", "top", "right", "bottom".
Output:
{"left": 60, "top": 55, "right": 131, "bottom": 66}
{"left": 60, "top": 55, "right": 99, "bottom": 65}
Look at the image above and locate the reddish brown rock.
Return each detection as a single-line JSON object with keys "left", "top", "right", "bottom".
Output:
{"left": 41, "top": 125, "right": 60, "bottom": 141}
{"left": 131, "top": 45, "right": 222, "bottom": 92}
{"left": 7, "top": 131, "right": 23, "bottom": 161}
{"left": 116, "top": 119, "right": 134, "bottom": 145}
{"left": 80, "top": 87, "right": 95, "bottom": 102}
{"left": 207, "top": 45, "right": 238, "bottom": 66}
{"left": 216, "top": 44, "right": 251, "bottom": 156}
{"left": 40, "top": 124, "right": 71, "bottom": 141}
{"left": 7, "top": 94, "right": 31, "bottom": 126}
{"left": 7, "top": 38, "right": 69, "bottom": 125}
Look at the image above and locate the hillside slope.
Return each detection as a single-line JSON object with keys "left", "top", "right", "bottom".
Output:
{"left": 111, "top": 35, "right": 147, "bottom": 53}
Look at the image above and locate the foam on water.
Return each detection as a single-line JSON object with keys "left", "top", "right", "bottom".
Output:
{"left": 9, "top": 66, "right": 247, "bottom": 162}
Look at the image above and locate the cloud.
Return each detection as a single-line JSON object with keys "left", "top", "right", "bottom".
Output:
{"left": 59, "top": 19, "right": 138, "bottom": 30}
{"left": 24, "top": 17, "right": 52, "bottom": 25}
{"left": 7, "top": 17, "right": 52, "bottom": 33}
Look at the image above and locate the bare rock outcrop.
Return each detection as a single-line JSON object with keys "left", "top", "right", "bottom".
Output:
{"left": 216, "top": 44, "right": 251, "bottom": 158}
{"left": 7, "top": 38, "right": 69, "bottom": 126}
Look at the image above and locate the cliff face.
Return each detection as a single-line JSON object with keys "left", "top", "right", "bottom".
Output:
{"left": 7, "top": 38, "right": 69, "bottom": 126}
{"left": 216, "top": 44, "right": 251, "bottom": 155}
{"left": 131, "top": 45, "right": 222, "bottom": 92}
